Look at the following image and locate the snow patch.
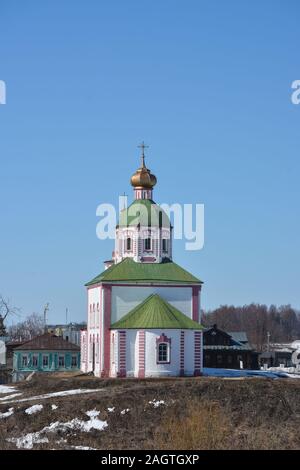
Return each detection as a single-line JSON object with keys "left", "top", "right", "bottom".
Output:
{"left": 107, "top": 407, "right": 115, "bottom": 413}
{"left": 0, "top": 393, "right": 22, "bottom": 402}
{"left": 71, "top": 445, "right": 97, "bottom": 450}
{"left": 0, "top": 385, "right": 18, "bottom": 394}
{"left": 51, "top": 404, "right": 58, "bottom": 410}
{"left": 25, "top": 404, "right": 43, "bottom": 415}
{"left": 0, "top": 407, "right": 14, "bottom": 419}
{"left": 120, "top": 408, "right": 130, "bottom": 415}
{"left": 1, "top": 388, "right": 104, "bottom": 404}
{"left": 149, "top": 399, "right": 165, "bottom": 408}
{"left": 7, "top": 410, "right": 108, "bottom": 449}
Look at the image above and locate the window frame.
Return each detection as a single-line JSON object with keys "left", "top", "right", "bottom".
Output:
{"left": 125, "top": 237, "right": 132, "bottom": 252}
{"left": 32, "top": 354, "right": 38, "bottom": 367}
{"left": 71, "top": 355, "right": 78, "bottom": 367}
{"left": 144, "top": 237, "right": 152, "bottom": 251}
{"left": 21, "top": 354, "right": 28, "bottom": 367}
{"left": 157, "top": 342, "right": 169, "bottom": 363}
{"left": 42, "top": 354, "right": 49, "bottom": 368}
{"left": 58, "top": 355, "right": 65, "bottom": 368}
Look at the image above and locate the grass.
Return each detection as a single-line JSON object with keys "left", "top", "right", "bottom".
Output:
{"left": 1, "top": 374, "right": 300, "bottom": 450}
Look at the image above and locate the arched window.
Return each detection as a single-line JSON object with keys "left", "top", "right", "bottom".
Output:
{"left": 126, "top": 237, "right": 132, "bottom": 251}
{"left": 158, "top": 343, "right": 169, "bottom": 363}
{"left": 145, "top": 237, "right": 151, "bottom": 251}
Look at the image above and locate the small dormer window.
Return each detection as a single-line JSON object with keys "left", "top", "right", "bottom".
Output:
{"left": 126, "top": 237, "right": 132, "bottom": 251}
{"left": 145, "top": 238, "right": 151, "bottom": 251}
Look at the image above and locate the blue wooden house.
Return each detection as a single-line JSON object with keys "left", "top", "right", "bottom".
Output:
{"left": 13, "top": 333, "right": 80, "bottom": 373}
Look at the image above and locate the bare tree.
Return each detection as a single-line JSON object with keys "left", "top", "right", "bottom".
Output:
{"left": 0, "top": 295, "right": 20, "bottom": 336}
{"left": 8, "top": 313, "right": 44, "bottom": 341}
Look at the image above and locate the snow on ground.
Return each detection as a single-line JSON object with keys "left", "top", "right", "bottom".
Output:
{"left": 120, "top": 408, "right": 130, "bottom": 415}
{"left": 149, "top": 399, "right": 165, "bottom": 408}
{"left": 7, "top": 409, "right": 108, "bottom": 449}
{"left": 0, "top": 407, "right": 14, "bottom": 419}
{"left": 25, "top": 404, "right": 44, "bottom": 415}
{"left": 203, "top": 367, "right": 290, "bottom": 379}
{"left": 107, "top": 407, "right": 115, "bottom": 413}
{"left": 0, "top": 392, "right": 22, "bottom": 402}
{"left": 51, "top": 404, "right": 58, "bottom": 410}
{"left": 0, "top": 385, "right": 18, "bottom": 394}
{"left": 1, "top": 388, "right": 104, "bottom": 404}
{"left": 266, "top": 366, "right": 300, "bottom": 378}
{"left": 71, "top": 445, "right": 97, "bottom": 450}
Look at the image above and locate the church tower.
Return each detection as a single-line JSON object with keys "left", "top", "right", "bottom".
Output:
{"left": 114, "top": 143, "right": 172, "bottom": 264}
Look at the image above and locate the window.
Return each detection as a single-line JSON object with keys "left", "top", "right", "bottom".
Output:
{"left": 71, "top": 355, "right": 77, "bottom": 367}
{"left": 158, "top": 343, "right": 168, "bottom": 363}
{"left": 22, "top": 355, "right": 28, "bottom": 367}
{"left": 58, "top": 355, "right": 65, "bottom": 367}
{"left": 145, "top": 238, "right": 151, "bottom": 251}
{"left": 227, "top": 355, "right": 232, "bottom": 364}
{"left": 162, "top": 239, "right": 168, "bottom": 252}
{"left": 217, "top": 354, "right": 222, "bottom": 364}
{"left": 32, "top": 355, "right": 38, "bottom": 367}
{"left": 126, "top": 237, "right": 132, "bottom": 251}
{"left": 42, "top": 355, "right": 49, "bottom": 367}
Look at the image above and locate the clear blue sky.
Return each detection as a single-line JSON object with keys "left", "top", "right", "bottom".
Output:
{"left": 1, "top": 1, "right": 300, "bottom": 324}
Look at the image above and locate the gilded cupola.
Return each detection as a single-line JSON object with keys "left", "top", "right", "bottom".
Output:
{"left": 130, "top": 142, "right": 157, "bottom": 189}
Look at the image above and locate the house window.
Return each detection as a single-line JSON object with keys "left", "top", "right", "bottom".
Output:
{"left": 126, "top": 237, "right": 132, "bottom": 251}
{"left": 22, "top": 355, "right": 28, "bottom": 367}
{"left": 217, "top": 354, "right": 222, "bottom": 364}
{"left": 42, "top": 355, "right": 49, "bottom": 367}
{"left": 32, "top": 355, "right": 38, "bottom": 367}
{"left": 162, "top": 239, "right": 168, "bottom": 252}
{"left": 227, "top": 355, "right": 232, "bottom": 364}
{"left": 71, "top": 355, "right": 78, "bottom": 367}
{"left": 58, "top": 355, "right": 65, "bottom": 367}
{"left": 145, "top": 238, "right": 151, "bottom": 251}
{"left": 158, "top": 343, "right": 169, "bottom": 363}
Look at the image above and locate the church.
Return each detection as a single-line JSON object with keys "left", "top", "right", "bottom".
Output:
{"left": 80, "top": 145, "right": 204, "bottom": 377}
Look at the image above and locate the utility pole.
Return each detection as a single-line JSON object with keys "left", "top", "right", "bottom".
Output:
{"left": 66, "top": 307, "right": 68, "bottom": 325}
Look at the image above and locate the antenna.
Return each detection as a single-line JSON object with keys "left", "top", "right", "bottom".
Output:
{"left": 66, "top": 307, "right": 68, "bottom": 325}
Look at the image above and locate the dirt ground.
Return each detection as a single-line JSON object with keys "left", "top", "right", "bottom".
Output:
{"left": 1, "top": 373, "right": 300, "bottom": 450}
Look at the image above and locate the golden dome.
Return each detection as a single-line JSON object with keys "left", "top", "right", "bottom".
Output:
{"left": 130, "top": 144, "right": 157, "bottom": 189}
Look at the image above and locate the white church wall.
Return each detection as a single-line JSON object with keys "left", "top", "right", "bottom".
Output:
{"left": 86, "top": 287, "right": 102, "bottom": 374}
{"left": 111, "top": 286, "right": 193, "bottom": 323}
{"left": 125, "top": 330, "right": 138, "bottom": 377}
{"left": 145, "top": 329, "right": 181, "bottom": 377}
{"left": 185, "top": 331, "right": 197, "bottom": 375}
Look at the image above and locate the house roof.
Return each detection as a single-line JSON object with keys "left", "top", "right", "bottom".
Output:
{"left": 203, "top": 344, "right": 251, "bottom": 351}
{"left": 228, "top": 332, "right": 248, "bottom": 343}
{"left": 14, "top": 333, "right": 80, "bottom": 351}
{"left": 110, "top": 294, "right": 203, "bottom": 330}
{"left": 86, "top": 257, "right": 202, "bottom": 286}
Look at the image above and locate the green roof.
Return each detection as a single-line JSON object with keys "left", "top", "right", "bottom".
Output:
{"left": 119, "top": 199, "right": 170, "bottom": 228}
{"left": 111, "top": 294, "right": 203, "bottom": 330}
{"left": 86, "top": 257, "right": 202, "bottom": 286}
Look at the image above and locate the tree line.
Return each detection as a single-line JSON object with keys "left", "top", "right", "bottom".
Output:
{"left": 202, "top": 304, "right": 300, "bottom": 351}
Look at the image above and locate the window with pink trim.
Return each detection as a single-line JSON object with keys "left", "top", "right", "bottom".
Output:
{"left": 156, "top": 333, "right": 171, "bottom": 364}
